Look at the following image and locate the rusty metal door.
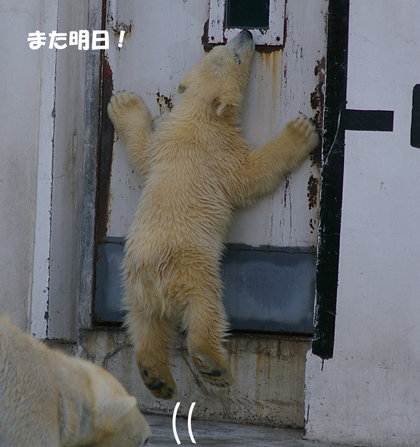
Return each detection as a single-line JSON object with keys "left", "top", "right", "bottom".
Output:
{"left": 94, "top": 0, "right": 327, "bottom": 333}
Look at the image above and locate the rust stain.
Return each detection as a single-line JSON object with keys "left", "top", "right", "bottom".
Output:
{"left": 102, "top": 55, "right": 114, "bottom": 92}
{"left": 311, "top": 57, "right": 325, "bottom": 112}
{"left": 309, "top": 218, "right": 317, "bottom": 234}
{"left": 156, "top": 92, "right": 173, "bottom": 116}
{"left": 310, "top": 57, "right": 325, "bottom": 167}
{"left": 107, "top": 11, "right": 134, "bottom": 39}
{"left": 96, "top": 55, "right": 115, "bottom": 241}
{"left": 201, "top": 20, "right": 214, "bottom": 53}
{"left": 258, "top": 51, "right": 283, "bottom": 135}
{"left": 307, "top": 174, "right": 320, "bottom": 210}
{"left": 255, "top": 44, "right": 283, "bottom": 54}
{"left": 283, "top": 177, "right": 289, "bottom": 206}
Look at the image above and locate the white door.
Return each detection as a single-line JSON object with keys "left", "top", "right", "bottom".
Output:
{"left": 94, "top": 0, "right": 327, "bottom": 334}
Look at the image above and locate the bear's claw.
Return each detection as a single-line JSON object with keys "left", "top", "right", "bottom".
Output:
{"left": 140, "top": 368, "right": 177, "bottom": 399}
{"left": 192, "top": 352, "right": 232, "bottom": 388}
{"left": 286, "top": 115, "right": 320, "bottom": 157}
{"left": 146, "top": 380, "right": 165, "bottom": 391}
{"left": 201, "top": 369, "right": 223, "bottom": 377}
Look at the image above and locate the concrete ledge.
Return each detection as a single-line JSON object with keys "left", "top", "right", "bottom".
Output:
{"left": 79, "top": 329, "right": 311, "bottom": 428}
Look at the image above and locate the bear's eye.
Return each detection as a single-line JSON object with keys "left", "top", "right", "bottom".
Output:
{"left": 234, "top": 52, "right": 242, "bottom": 65}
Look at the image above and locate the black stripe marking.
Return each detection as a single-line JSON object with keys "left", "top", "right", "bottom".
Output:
{"left": 411, "top": 84, "right": 420, "bottom": 148}
{"left": 344, "top": 109, "right": 394, "bottom": 132}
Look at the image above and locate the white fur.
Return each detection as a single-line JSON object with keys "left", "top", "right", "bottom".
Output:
{"left": 0, "top": 316, "right": 151, "bottom": 446}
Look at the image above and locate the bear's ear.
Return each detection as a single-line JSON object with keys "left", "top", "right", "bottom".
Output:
{"left": 215, "top": 93, "right": 238, "bottom": 116}
{"left": 177, "top": 69, "right": 196, "bottom": 94}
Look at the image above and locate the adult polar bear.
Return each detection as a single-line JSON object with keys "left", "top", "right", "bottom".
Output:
{"left": 0, "top": 316, "right": 151, "bottom": 446}
{"left": 108, "top": 30, "right": 319, "bottom": 399}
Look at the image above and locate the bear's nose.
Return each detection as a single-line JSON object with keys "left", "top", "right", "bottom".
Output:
{"left": 238, "top": 29, "right": 253, "bottom": 40}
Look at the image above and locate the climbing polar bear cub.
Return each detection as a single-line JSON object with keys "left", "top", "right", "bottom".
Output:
{"left": 108, "top": 30, "right": 319, "bottom": 399}
{"left": 0, "top": 316, "right": 151, "bottom": 446}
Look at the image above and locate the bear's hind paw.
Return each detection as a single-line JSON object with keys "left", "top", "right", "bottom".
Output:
{"left": 140, "top": 368, "right": 177, "bottom": 400}
{"left": 193, "top": 353, "right": 232, "bottom": 388}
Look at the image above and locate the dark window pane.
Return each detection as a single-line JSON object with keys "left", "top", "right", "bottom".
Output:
{"left": 226, "top": 0, "right": 270, "bottom": 29}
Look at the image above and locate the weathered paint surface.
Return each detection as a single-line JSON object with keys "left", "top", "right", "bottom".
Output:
{"left": 103, "top": 0, "right": 326, "bottom": 249}
{"left": 1, "top": 1, "right": 45, "bottom": 332}
{"left": 80, "top": 329, "right": 311, "bottom": 428}
{"left": 306, "top": 1, "right": 420, "bottom": 445}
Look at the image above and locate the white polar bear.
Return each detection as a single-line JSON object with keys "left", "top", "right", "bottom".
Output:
{"left": 0, "top": 316, "right": 151, "bottom": 446}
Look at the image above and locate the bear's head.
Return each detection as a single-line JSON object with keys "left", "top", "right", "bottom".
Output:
{"left": 176, "top": 30, "right": 255, "bottom": 120}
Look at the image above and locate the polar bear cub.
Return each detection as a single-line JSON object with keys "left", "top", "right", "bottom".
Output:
{"left": 0, "top": 316, "right": 151, "bottom": 446}
{"left": 108, "top": 30, "right": 319, "bottom": 399}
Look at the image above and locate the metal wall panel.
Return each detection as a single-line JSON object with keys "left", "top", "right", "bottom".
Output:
{"left": 96, "top": 239, "right": 316, "bottom": 333}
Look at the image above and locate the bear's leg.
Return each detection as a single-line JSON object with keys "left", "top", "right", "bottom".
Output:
{"left": 180, "top": 286, "right": 232, "bottom": 388}
{"left": 107, "top": 91, "right": 154, "bottom": 177}
{"left": 125, "top": 309, "right": 177, "bottom": 399}
{"left": 235, "top": 116, "right": 319, "bottom": 206}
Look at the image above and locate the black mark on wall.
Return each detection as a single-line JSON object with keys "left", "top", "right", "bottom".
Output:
{"left": 411, "top": 84, "right": 420, "bottom": 148}
{"left": 344, "top": 109, "right": 394, "bottom": 132}
{"left": 312, "top": 0, "right": 349, "bottom": 360}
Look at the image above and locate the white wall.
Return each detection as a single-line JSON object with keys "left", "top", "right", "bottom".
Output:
{"left": 0, "top": 0, "right": 91, "bottom": 338}
{"left": 44, "top": 0, "right": 90, "bottom": 340}
{"left": 0, "top": 1, "right": 42, "bottom": 331}
{"left": 305, "top": 1, "right": 420, "bottom": 445}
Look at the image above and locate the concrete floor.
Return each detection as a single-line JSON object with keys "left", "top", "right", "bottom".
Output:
{"left": 146, "top": 415, "right": 346, "bottom": 447}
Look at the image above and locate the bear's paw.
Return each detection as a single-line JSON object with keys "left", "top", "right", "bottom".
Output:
{"left": 285, "top": 115, "right": 320, "bottom": 158}
{"left": 192, "top": 352, "right": 232, "bottom": 388}
{"left": 140, "top": 368, "right": 177, "bottom": 400}
{"left": 107, "top": 91, "right": 152, "bottom": 130}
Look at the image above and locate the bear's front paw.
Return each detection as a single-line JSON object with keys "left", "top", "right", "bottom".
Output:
{"left": 140, "top": 368, "right": 177, "bottom": 400}
{"left": 286, "top": 115, "right": 320, "bottom": 157}
{"left": 107, "top": 91, "right": 152, "bottom": 129}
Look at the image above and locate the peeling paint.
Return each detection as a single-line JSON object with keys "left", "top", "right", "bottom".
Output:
{"left": 309, "top": 218, "right": 316, "bottom": 234}
{"left": 311, "top": 57, "right": 325, "bottom": 114}
{"left": 201, "top": 20, "right": 213, "bottom": 53}
{"left": 310, "top": 57, "right": 325, "bottom": 167}
{"left": 96, "top": 55, "right": 115, "bottom": 241}
{"left": 255, "top": 45, "right": 283, "bottom": 54}
{"left": 107, "top": 10, "right": 134, "bottom": 38}
{"left": 307, "top": 174, "right": 319, "bottom": 210}
{"left": 283, "top": 176, "right": 290, "bottom": 208}
{"left": 156, "top": 91, "right": 173, "bottom": 116}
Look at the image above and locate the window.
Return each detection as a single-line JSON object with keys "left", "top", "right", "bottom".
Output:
{"left": 226, "top": 0, "right": 270, "bottom": 29}
{"left": 209, "top": 0, "right": 285, "bottom": 46}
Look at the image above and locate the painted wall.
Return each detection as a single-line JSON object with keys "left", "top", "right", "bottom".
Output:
{"left": 0, "top": 1, "right": 42, "bottom": 330}
{"left": 1, "top": 0, "right": 90, "bottom": 339}
{"left": 305, "top": 1, "right": 420, "bottom": 445}
{"left": 103, "top": 0, "right": 325, "bottom": 248}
